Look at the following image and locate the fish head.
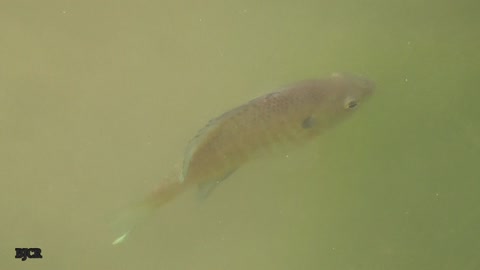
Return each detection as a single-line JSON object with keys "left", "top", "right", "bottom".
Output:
{"left": 330, "top": 72, "right": 374, "bottom": 109}
{"left": 302, "top": 73, "right": 375, "bottom": 131}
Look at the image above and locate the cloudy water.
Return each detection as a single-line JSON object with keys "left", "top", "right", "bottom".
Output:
{"left": 1, "top": 1, "right": 479, "bottom": 269}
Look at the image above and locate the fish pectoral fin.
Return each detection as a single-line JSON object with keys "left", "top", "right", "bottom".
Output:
{"left": 197, "top": 181, "right": 220, "bottom": 201}
{"left": 197, "top": 169, "right": 236, "bottom": 200}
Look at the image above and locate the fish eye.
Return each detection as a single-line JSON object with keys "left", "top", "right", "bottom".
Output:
{"left": 344, "top": 99, "right": 358, "bottom": 110}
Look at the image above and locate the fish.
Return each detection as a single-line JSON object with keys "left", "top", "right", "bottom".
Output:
{"left": 111, "top": 72, "right": 375, "bottom": 245}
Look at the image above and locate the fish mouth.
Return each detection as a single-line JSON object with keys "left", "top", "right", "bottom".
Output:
{"left": 350, "top": 73, "right": 375, "bottom": 99}
{"left": 361, "top": 78, "right": 375, "bottom": 98}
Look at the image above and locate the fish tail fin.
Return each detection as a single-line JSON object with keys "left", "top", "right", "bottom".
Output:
{"left": 111, "top": 179, "right": 188, "bottom": 245}
{"left": 111, "top": 200, "right": 156, "bottom": 245}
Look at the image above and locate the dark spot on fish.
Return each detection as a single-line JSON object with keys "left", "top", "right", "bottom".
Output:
{"left": 302, "top": 116, "right": 316, "bottom": 129}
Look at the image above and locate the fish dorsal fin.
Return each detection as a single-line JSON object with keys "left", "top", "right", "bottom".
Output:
{"left": 181, "top": 99, "right": 258, "bottom": 183}
{"left": 181, "top": 111, "right": 237, "bottom": 183}
{"left": 197, "top": 169, "right": 236, "bottom": 200}
{"left": 181, "top": 91, "right": 283, "bottom": 183}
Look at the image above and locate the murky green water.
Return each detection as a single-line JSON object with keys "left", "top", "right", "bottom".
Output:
{"left": 1, "top": 1, "right": 479, "bottom": 269}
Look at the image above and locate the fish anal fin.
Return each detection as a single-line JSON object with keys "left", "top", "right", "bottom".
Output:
{"left": 197, "top": 169, "right": 236, "bottom": 200}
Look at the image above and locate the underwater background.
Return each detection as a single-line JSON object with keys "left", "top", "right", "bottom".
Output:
{"left": 1, "top": 0, "right": 479, "bottom": 269}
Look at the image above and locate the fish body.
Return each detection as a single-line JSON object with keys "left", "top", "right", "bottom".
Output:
{"left": 112, "top": 73, "right": 374, "bottom": 244}
{"left": 181, "top": 73, "right": 374, "bottom": 189}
